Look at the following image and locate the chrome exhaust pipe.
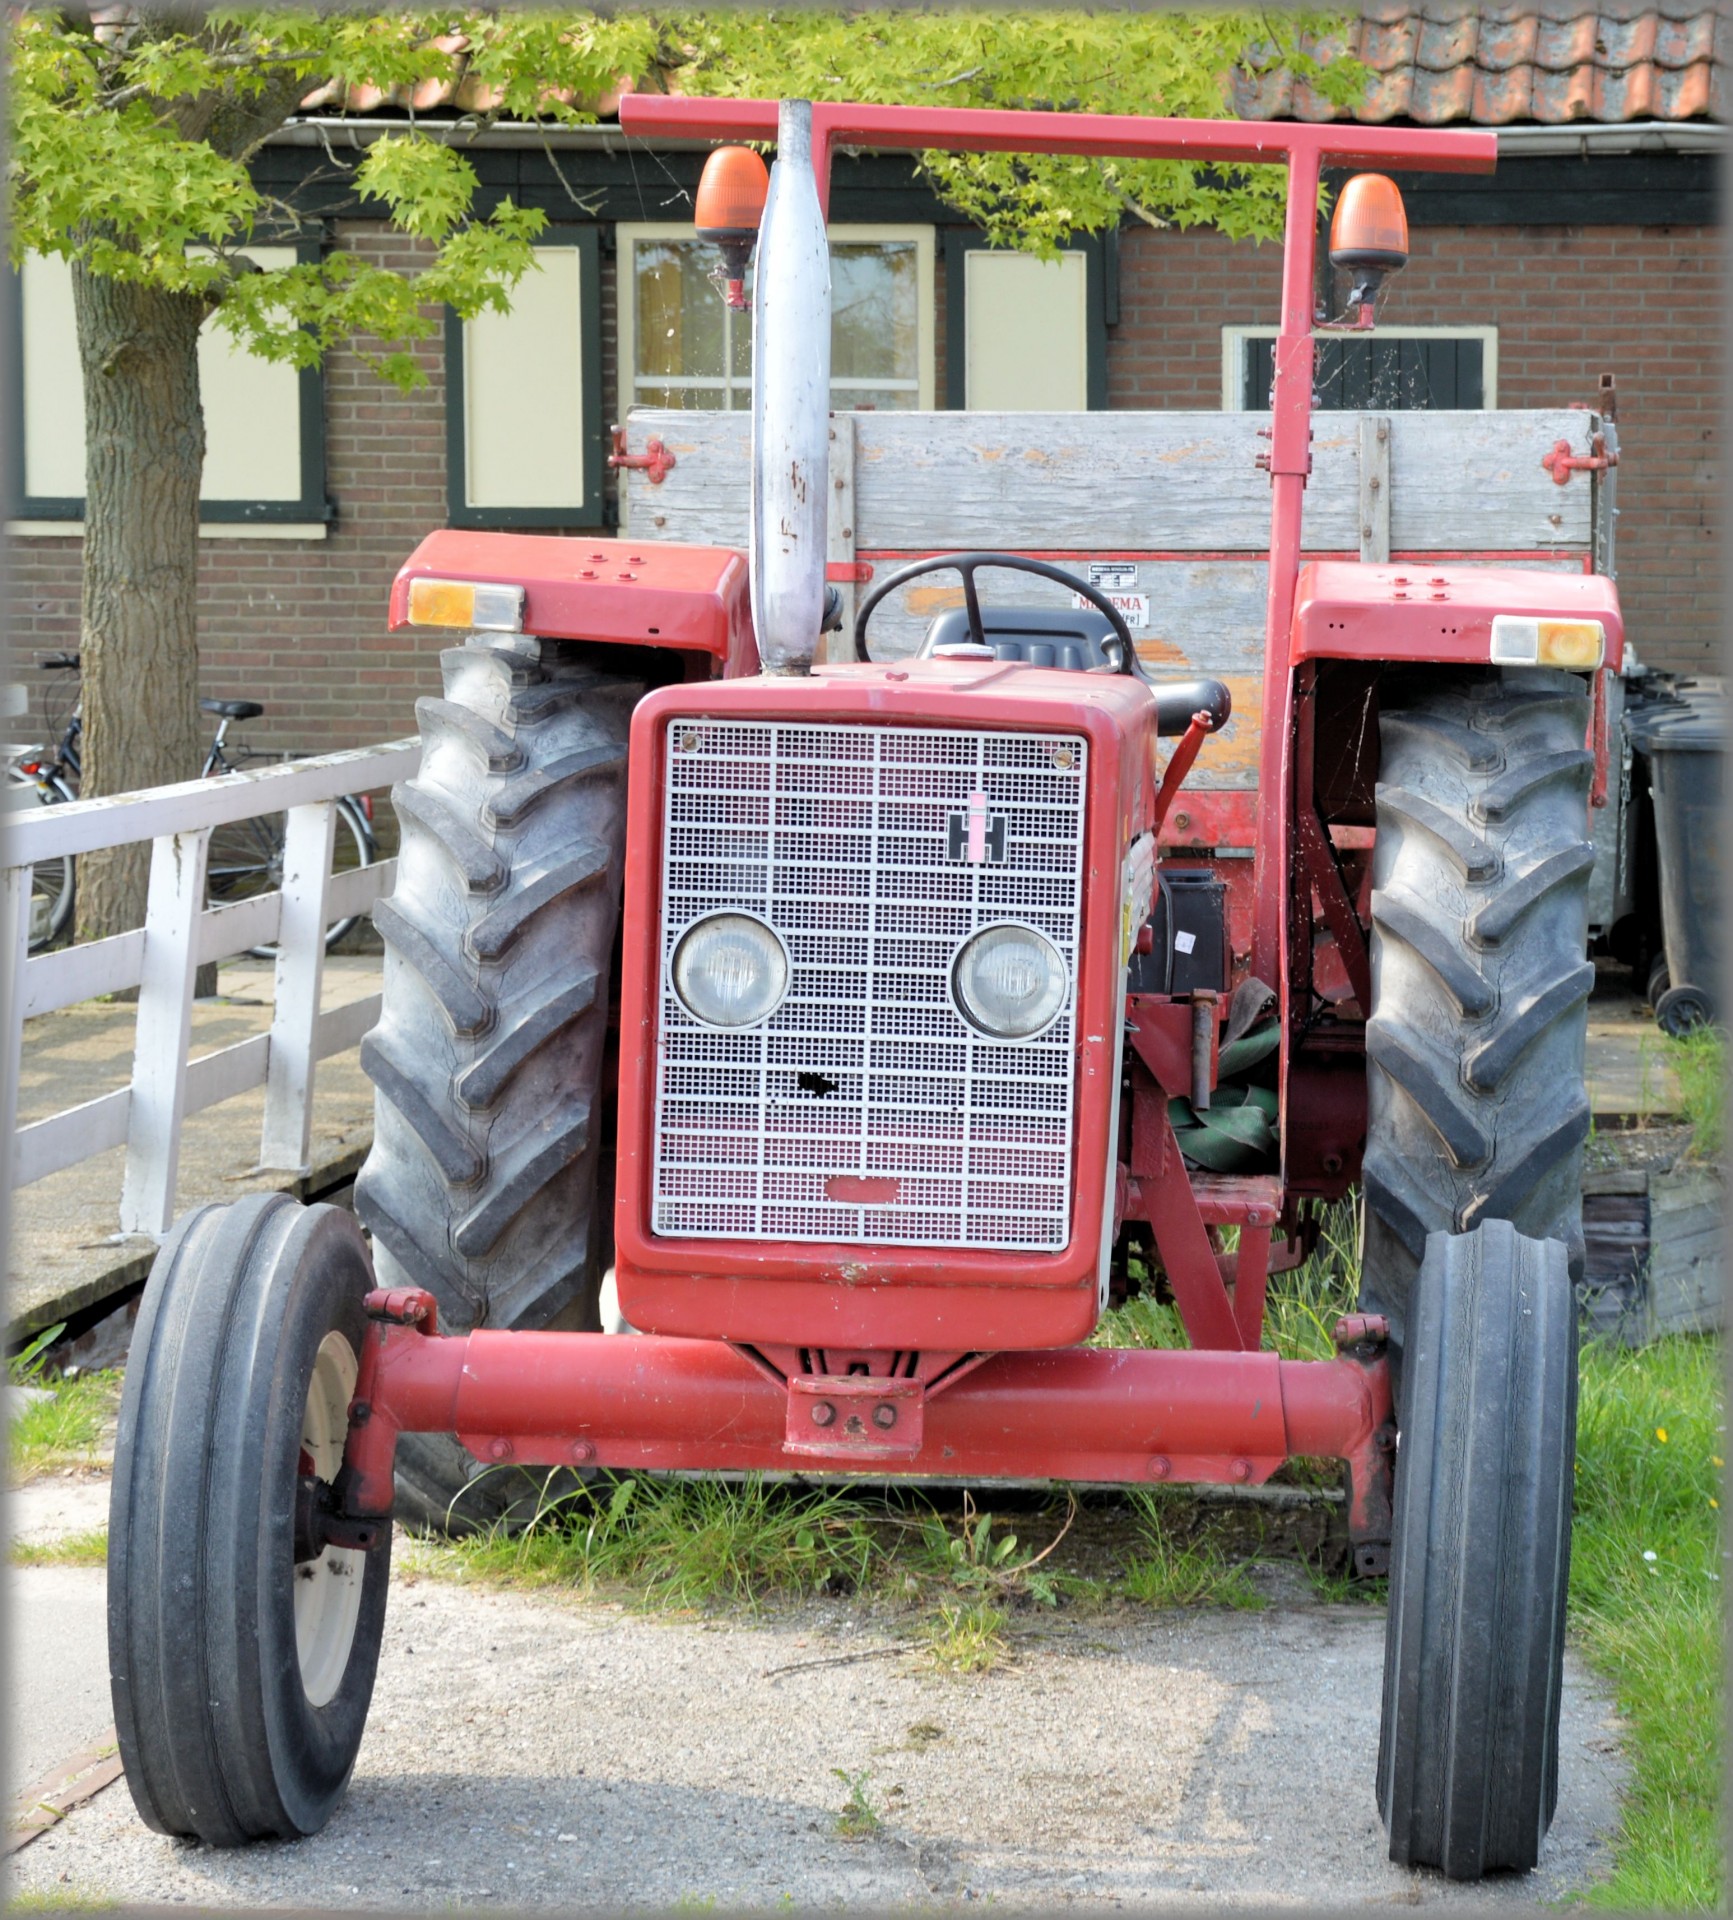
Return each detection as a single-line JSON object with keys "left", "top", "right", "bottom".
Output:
{"left": 749, "top": 99, "right": 831, "bottom": 675}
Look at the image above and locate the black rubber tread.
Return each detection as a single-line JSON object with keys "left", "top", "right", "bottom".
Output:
{"left": 470, "top": 848, "right": 611, "bottom": 961}
{"left": 354, "top": 636, "right": 638, "bottom": 1530}
{"left": 1470, "top": 843, "right": 1597, "bottom": 947}
{"left": 1374, "top": 785, "right": 1500, "bottom": 880}
{"left": 1361, "top": 668, "right": 1594, "bottom": 1384}
{"left": 488, "top": 743, "right": 629, "bottom": 827}
{"left": 1379, "top": 710, "right": 1502, "bottom": 771}
{"left": 457, "top": 970, "right": 599, "bottom": 1108}
{"left": 1377, "top": 1220, "right": 1576, "bottom": 1879}
{"left": 1472, "top": 749, "right": 1597, "bottom": 823}
{"left": 391, "top": 783, "right": 507, "bottom": 893}
{"left": 371, "top": 898, "right": 492, "bottom": 1037}
{"left": 1369, "top": 888, "right": 1494, "bottom": 1016}
{"left": 108, "top": 1193, "right": 390, "bottom": 1845}
{"left": 415, "top": 696, "right": 524, "bottom": 772}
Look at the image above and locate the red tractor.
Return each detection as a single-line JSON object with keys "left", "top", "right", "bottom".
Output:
{"left": 107, "top": 98, "right": 1620, "bottom": 1881}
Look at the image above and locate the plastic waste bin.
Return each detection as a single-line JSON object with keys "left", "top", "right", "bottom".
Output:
{"left": 1625, "top": 680, "right": 1723, "bottom": 1035}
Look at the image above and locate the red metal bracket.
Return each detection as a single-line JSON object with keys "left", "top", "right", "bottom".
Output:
{"left": 1151, "top": 709, "right": 1217, "bottom": 836}
{"left": 1295, "top": 808, "right": 1372, "bottom": 1017}
{"left": 825, "top": 560, "right": 875, "bottom": 584}
{"left": 1541, "top": 432, "right": 1617, "bottom": 487}
{"left": 607, "top": 425, "right": 677, "bottom": 485}
{"left": 1589, "top": 665, "right": 1610, "bottom": 810}
{"left": 785, "top": 1374, "right": 924, "bottom": 1457}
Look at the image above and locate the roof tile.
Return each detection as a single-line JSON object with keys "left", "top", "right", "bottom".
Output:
{"left": 1415, "top": 10, "right": 1484, "bottom": 72}
{"left": 1532, "top": 15, "right": 1602, "bottom": 70}
{"left": 1360, "top": 15, "right": 1421, "bottom": 71}
{"left": 293, "top": 3, "right": 1722, "bottom": 134}
{"left": 1476, "top": 16, "right": 1541, "bottom": 69}
{"left": 1473, "top": 66, "right": 1538, "bottom": 118}
{"left": 1657, "top": 60, "right": 1714, "bottom": 116}
{"left": 1594, "top": 62, "right": 1659, "bottom": 117}
{"left": 1410, "top": 62, "right": 1481, "bottom": 118}
{"left": 1234, "top": 3, "right": 1722, "bottom": 125}
{"left": 1530, "top": 62, "right": 1601, "bottom": 118}
{"left": 1357, "top": 67, "right": 1418, "bottom": 119}
{"left": 1653, "top": 13, "right": 1717, "bottom": 67}
{"left": 1596, "top": 14, "right": 1661, "bottom": 68}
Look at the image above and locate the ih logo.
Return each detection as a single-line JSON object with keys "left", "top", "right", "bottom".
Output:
{"left": 948, "top": 790, "right": 1006, "bottom": 864}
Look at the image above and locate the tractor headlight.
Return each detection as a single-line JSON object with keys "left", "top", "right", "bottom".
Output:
{"left": 951, "top": 923, "right": 1068, "bottom": 1040}
{"left": 671, "top": 912, "right": 789, "bottom": 1028}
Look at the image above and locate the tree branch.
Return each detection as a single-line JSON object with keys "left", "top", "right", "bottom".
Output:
{"left": 98, "top": 44, "right": 323, "bottom": 115}
{"left": 918, "top": 64, "right": 986, "bottom": 89}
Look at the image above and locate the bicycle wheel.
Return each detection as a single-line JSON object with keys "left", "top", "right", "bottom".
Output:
{"left": 206, "top": 799, "right": 374, "bottom": 961}
{"left": 7, "top": 764, "right": 76, "bottom": 952}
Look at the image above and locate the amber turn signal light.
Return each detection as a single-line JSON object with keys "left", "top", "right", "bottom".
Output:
{"left": 1329, "top": 174, "right": 1410, "bottom": 274}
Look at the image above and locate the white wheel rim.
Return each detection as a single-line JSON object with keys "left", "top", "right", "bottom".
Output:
{"left": 294, "top": 1330, "right": 365, "bottom": 1709}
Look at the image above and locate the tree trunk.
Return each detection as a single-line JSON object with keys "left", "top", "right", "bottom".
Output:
{"left": 72, "top": 262, "right": 208, "bottom": 948}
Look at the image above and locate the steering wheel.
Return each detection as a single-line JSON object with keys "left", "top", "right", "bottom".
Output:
{"left": 851, "top": 550, "right": 1141, "bottom": 674}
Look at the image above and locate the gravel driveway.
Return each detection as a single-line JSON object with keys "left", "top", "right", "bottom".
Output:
{"left": 10, "top": 1539, "right": 1628, "bottom": 1909}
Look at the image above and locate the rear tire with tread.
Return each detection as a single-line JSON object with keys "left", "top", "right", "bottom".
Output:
{"left": 354, "top": 637, "right": 637, "bottom": 1531}
{"left": 1361, "top": 668, "right": 1595, "bottom": 1392}
{"left": 1377, "top": 1220, "right": 1576, "bottom": 1878}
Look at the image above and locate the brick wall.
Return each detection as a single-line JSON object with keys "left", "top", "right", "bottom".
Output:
{"left": 9, "top": 209, "right": 1717, "bottom": 763}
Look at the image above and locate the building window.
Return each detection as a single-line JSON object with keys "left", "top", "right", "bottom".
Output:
{"left": 8, "top": 243, "right": 329, "bottom": 531}
{"left": 1222, "top": 325, "right": 1498, "bottom": 411}
{"left": 616, "top": 223, "right": 935, "bottom": 416}
{"left": 944, "top": 234, "right": 1108, "bottom": 411}
{"left": 445, "top": 226, "right": 603, "bottom": 529}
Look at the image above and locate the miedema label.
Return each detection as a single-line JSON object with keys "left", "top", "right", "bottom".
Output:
{"left": 1074, "top": 589, "right": 1149, "bottom": 628}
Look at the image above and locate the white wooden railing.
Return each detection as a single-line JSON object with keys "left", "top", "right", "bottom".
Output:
{"left": 2, "top": 740, "right": 419, "bottom": 1236}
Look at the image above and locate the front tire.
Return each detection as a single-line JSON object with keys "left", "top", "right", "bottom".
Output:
{"left": 1377, "top": 1220, "right": 1577, "bottom": 1878}
{"left": 1361, "top": 668, "right": 1595, "bottom": 1391}
{"left": 108, "top": 1193, "right": 390, "bottom": 1846}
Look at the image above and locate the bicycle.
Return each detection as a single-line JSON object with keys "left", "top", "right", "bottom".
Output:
{"left": 6, "top": 653, "right": 377, "bottom": 959}
{"left": 5, "top": 653, "right": 82, "bottom": 951}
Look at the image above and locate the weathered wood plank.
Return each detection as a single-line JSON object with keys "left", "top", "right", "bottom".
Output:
{"left": 824, "top": 415, "right": 858, "bottom": 662}
{"left": 119, "top": 828, "right": 210, "bottom": 1237}
{"left": 1358, "top": 415, "right": 1390, "bottom": 564}
{"left": 623, "top": 407, "right": 1598, "bottom": 555}
{"left": 14, "top": 1087, "right": 131, "bottom": 1189}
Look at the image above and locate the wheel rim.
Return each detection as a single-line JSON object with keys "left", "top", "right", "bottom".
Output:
{"left": 294, "top": 1330, "right": 365, "bottom": 1709}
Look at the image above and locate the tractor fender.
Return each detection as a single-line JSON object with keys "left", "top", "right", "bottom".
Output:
{"left": 388, "top": 528, "right": 759, "bottom": 679}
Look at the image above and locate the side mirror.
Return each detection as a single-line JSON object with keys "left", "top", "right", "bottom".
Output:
{"left": 1328, "top": 173, "right": 1409, "bottom": 323}
{"left": 695, "top": 145, "right": 770, "bottom": 311}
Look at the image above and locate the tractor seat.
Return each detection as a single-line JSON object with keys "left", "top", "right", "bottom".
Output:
{"left": 200, "top": 698, "right": 264, "bottom": 721}
{"left": 921, "top": 605, "right": 1128, "bottom": 673}
{"left": 918, "top": 606, "right": 1231, "bottom": 737}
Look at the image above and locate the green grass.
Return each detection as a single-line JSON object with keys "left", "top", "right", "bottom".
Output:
{"left": 1668, "top": 1024, "right": 1725, "bottom": 1161}
{"left": 412, "top": 1471, "right": 878, "bottom": 1610}
{"left": 924, "top": 1598, "right": 1011, "bottom": 1672}
{"left": 1092, "top": 1201, "right": 1362, "bottom": 1365}
{"left": 9, "top": 1525, "right": 108, "bottom": 1568}
{"left": 1122, "top": 1492, "right": 1265, "bottom": 1610}
{"left": 830, "top": 1767, "right": 883, "bottom": 1840}
{"left": 4, "top": 1890, "right": 119, "bottom": 1911}
{"left": 6, "top": 1324, "right": 121, "bottom": 1483}
{"left": 1568, "top": 1331, "right": 1724, "bottom": 1911}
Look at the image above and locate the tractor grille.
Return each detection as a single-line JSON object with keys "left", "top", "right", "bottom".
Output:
{"left": 652, "top": 718, "right": 1088, "bottom": 1250}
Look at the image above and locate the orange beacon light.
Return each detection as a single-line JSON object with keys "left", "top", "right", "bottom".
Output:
{"left": 695, "top": 145, "right": 770, "bottom": 311}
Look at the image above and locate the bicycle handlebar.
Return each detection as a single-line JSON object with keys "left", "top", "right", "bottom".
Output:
{"left": 41, "top": 653, "right": 80, "bottom": 671}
